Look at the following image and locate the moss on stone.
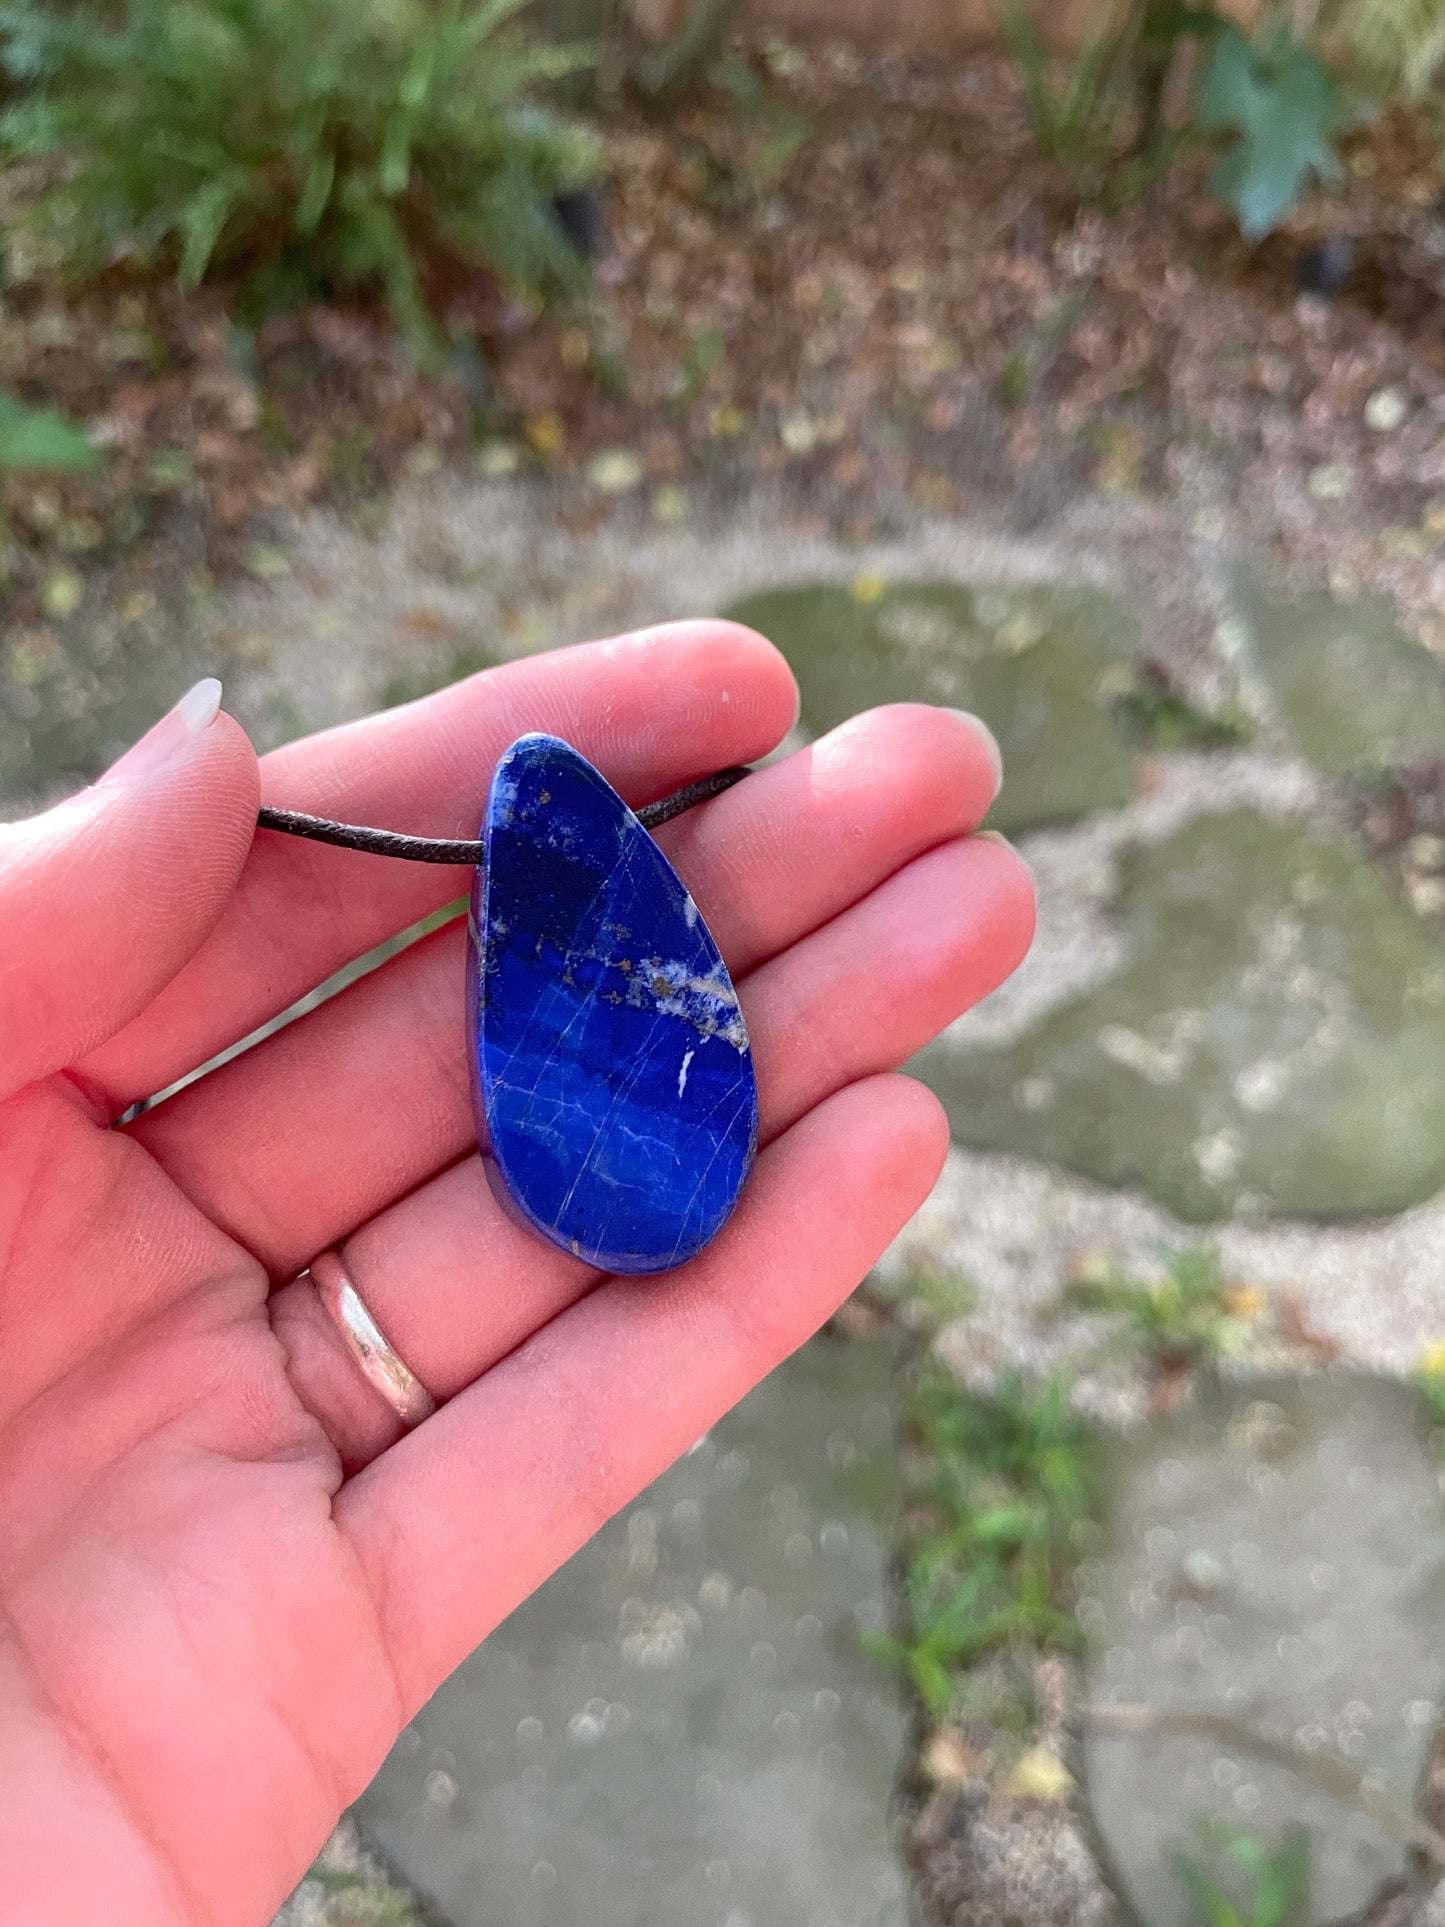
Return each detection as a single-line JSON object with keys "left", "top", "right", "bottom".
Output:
{"left": 723, "top": 578, "right": 1143, "bottom": 835}
{"left": 923, "top": 810, "right": 1445, "bottom": 1222}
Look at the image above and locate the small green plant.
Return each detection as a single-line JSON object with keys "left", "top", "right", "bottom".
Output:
{"left": 1114, "top": 661, "right": 1251, "bottom": 751}
{"left": 539, "top": 0, "right": 745, "bottom": 110}
{"left": 1068, "top": 1247, "right": 1257, "bottom": 1372}
{"left": 1173, "top": 1824, "right": 1310, "bottom": 1927}
{"left": 306, "top": 1862, "right": 434, "bottom": 1925}
{"left": 998, "top": 290, "right": 1091, "bottom": 407}
{"left": 996, "top": 0, "right": 1134, "bottom": 192}
{"left": 0, "top": 0, "right": 598, "bottom": 349}
{"left": 0, "top": 391, "right": 100, "bottom": 471}
{"left": 1196, "top": 18, "right": 1348, "bottom": 238}
{"left": 1414, "top": 1337, "right": 1445, "bottom": 1430}
{"left": 868, "top": 1370, "right": 1096, "bottom": 1715}
{"left": 711, "top": 51, "right": 814, "bottom": 194}
{"left": 632, "top": 0, "right": 746, "bottom": 108}
{"left": 866, "top": 1261, "right": 977, "bottom": 1327}
{"left": 995, "top": 0, "right": 1218, "bottom": 203}
{"left": 999, "top": 0, "right": 1347, "bottom": 238}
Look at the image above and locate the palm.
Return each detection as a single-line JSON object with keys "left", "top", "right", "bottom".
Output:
{"left": 0, "top": 624, "right": 1031, "bottom": 1926}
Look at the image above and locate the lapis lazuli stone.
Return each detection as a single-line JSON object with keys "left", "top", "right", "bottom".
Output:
{"left": 467, "top": 734, "right": 758, "bottom": 1274}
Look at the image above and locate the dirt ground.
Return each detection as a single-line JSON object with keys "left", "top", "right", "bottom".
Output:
{"left": 5, "top": 32, "right": 1445, "bottom": 661}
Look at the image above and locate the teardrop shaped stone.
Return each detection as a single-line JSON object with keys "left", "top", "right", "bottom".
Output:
{"left": 467, "top": 734, "right": 759, "bottom": 1274}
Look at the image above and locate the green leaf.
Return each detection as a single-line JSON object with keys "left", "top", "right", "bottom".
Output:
{"left": 856, "top": 1630, "right": 913, "bottom": 1671}
{"left": 1253, "top": 1832, "right": 1310, "bottom": 1927}
{"left": 0, "top": 392, "right": 101, "bottom": 471}
{"left": 457, "top": 0, "right": 532, "bottom": 43}
{"left": 177, "top": 176, "right": 238, "bottom": 284}
{"left": 1196, "top": 19, "right": 1257, "bottom": 126}
{"left": 1174, "top": 1827, "right": 1310, "bottom": 1927}
{"left": 1174, "top": 1857, "right": 1246, "bottom": 1927}
{"left": 909, "top": 1649, "right": 954, "bottom": 1716}
{"left": 378, "top": 110, "right": 412, "bottom": 196}
{"left": 1198, "top": 21, "right": 1346, "bottom": 237}
{"left": 295, "top": 146, "right": 335, "bottom": 233}
{"left": 969, "top": 1502, "right": 1041, "bottom": 1545}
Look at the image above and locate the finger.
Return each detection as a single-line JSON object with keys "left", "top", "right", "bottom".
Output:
{"left": 79, "top": 624, "right": 800, "bottom": 1110}
{"left": 268, "top": 831, "right": 1034, "bottom": 1467}
{"left": 656, "top": 701, "right": 1000, "bottom": 970}
{"left": 0, "top": 682, "right": 259, "bottom": 1104}
{"left": 335, "top": 1073, "right": 949, "bottom": 1711}
{"left": 132, "top": 707, "right": 1016, "bottom": 1276}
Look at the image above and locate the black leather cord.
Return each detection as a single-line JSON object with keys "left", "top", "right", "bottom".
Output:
{"left": 254, "top": 765, "right": 753, "bottom": 864}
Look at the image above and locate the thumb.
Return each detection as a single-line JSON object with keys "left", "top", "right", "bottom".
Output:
{"left": 0, "top": 678, "right": 260, "bottom": 1104}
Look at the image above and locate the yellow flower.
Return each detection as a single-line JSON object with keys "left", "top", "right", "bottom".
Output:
{"left": 1419, "top": 1339, "right": 1445, "bottom": 1379}
{"left": 849, "top": 569, "right": 887, "bottom": 604}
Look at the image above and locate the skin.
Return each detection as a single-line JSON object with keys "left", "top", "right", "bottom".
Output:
{"left": 0, "top": 622, "right": 1034, "bottom": 1926}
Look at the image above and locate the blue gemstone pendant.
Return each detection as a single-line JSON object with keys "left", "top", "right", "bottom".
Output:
{"left": 466, "top": 734, "right": 759, "bottom": 1274}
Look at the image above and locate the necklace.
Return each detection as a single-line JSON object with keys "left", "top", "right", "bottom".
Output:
{"left": 258, "top": 738, "right": 757, "bottom": 1272}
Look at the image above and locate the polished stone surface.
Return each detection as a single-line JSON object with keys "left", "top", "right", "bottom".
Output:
{"left": 469, "top": 734, "right": 757, "bottom": 1273}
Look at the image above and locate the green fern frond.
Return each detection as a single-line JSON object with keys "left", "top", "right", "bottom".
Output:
{"left": 0, "top": 0, "right": 598, "bottom": 345}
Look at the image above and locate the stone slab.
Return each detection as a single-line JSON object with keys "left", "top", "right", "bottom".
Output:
{"left": 723, "top": 579, "right": 1142, "bottom": 836}
{"left": 1080, "top": 1373, "right": 1445, "bottom": 1926}
{"left": 354, "top": 1336, "right": 910, "bottom": 1927}
{"left": 1231, "top": 576, "right": 1445, "bottom": 779}
{"left": 923, "top": 809, "right": 1445, "bottom": 1222}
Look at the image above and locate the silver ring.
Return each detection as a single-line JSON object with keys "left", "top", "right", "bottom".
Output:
{"left": 309, "top": 1250, "right": 439, "bottom": 1429}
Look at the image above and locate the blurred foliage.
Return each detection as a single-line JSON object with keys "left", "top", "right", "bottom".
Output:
{"left": 540, "top": 0, "right": 744, "bottom": 109}
{"left": 714, "top": 51, "right": 815, "bottom": 188}
{"left": 1414, "top": 1336, "right": 1445, "bottom": 1429}
{"left": 632, "top": 0, "right": 745, "bottom": 108}
{"left": 867, "top": 1370, "right": 1097, "bottom": 1716}
{"left": 0, "top": 390, "right": 101, "bottom": 470}
{"left": 1113, "top": 660, "right": 1253, "bottom": 750}
{"left": 305, "top": 1868, "right": 433, "bottom": 1925}
{"left": 1332, "top": 0, "right": 1445, "bottom": 99}
{"left": 871, "top": 1253, "right": 1263, "bottom": 1714}
{"left": 1173, "top": 1824, "right": 1311, "bottom": 1927}
{"left": 301, "top": 1857, "right": 444, "bottom": 1925}
{"left": 998, "top": 0, "right": 1347, "bottom": 238}
{"left": 886, "top": 1265, "right": 980, "bottom": 1324}
{"left": 0, "top": 0, "right": 598, "bottom": 350}
{"left": 380, "top": 643, "right": 495, "bottom": 709}
{"left": 1197, "top": 20, "right": 1347, "bottom": 237}
{"left": 1067, "top": 1247, "right": 1258, "bottom": 1372}
{"left": 995, "top": 0, "right": 1219, "bottom": 204}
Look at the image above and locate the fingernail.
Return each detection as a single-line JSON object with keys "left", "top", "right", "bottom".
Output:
{"left": 975, "top": 829, "right": 1019, "bottom": 854}
{"left": 947, "top": 708, "right": 1003, "bottom": 800}
{"left": 102, "top": 677, "right": 223, "bottom": 783}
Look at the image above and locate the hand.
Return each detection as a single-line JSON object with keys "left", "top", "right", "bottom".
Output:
{"left": 0, "top": 623, "right": 1032, "bottom": 1926}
